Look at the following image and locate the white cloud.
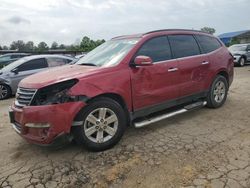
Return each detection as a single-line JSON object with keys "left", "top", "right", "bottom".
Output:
{"left": 0, "top": 0, "right": 249, "bottom": 46}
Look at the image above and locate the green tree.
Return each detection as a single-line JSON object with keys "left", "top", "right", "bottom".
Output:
{"left": 2, "top": 46, "right": 8, "bottom": 50}
{"left": 37, "top": 42, "right": 49, "bottom": 52}
{"left": 200, "top": 27, "right": 216, "bottom": 35}
{"left": 25, "top": 41, "right": 34, "bottom": 51}
{"left": 10, "top": 40, "right": 26, "bottom": 51}
{"left": 51, "top": 42, "right": 59, "bottom": 49}
{"left": 58, "top": 44, "right": 66, "bottom": 49}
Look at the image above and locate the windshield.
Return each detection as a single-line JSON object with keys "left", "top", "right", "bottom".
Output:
{"left": 228, "top": 45, "right": 247, "bottom": 52}
{"left": 76, "top": 38, "right": 139, "bottom": 67}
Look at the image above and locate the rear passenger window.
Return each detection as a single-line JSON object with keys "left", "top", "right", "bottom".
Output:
{"left": 135, "top": 36, "right": 172, "bottom": 62}
{"left": 168, "top": 35, "right": 200, "bottom": 58}
{"left": 47, "top": 57, "right": 67, "bottom": 67}
{"left": 18, "top": 58, "right": 48, "bottom": 71}
{"left": 195, "top": 35, "right": 222, "bottom": 53}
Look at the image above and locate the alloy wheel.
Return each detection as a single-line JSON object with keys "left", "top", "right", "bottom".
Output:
{"left": 213, "top": 81, "right": 226, "bottom": 103}
{"left": 84, "top": 108, "right": 118, "bottom": 143}
{"left": 0, "top": 85, "right": 8, "bottom": 99}
{"left": 240, "top": 58, "right": 245, "bottom": 66}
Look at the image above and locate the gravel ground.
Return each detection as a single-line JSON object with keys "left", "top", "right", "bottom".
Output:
{"left": 0, "top": 67, "right": 250, "bottom": 188}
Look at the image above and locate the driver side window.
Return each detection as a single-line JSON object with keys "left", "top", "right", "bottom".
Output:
{"left": 135, "top": 36, "right": 172, "bottom": 62}
{"left": 18, "top": 58, "right": 48, "bottom": 72}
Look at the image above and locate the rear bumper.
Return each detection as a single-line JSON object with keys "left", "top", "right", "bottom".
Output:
{"left": 10, "top": 101, "right": 85, "bottom": 145}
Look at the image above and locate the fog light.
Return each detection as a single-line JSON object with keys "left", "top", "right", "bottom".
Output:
{"left": 25, "top": 123, "right": 50, "bottom": 128}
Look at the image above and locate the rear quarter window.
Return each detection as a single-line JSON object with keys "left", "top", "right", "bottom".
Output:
{"left": 47, "top": 57, "right": 68, "bottom": 67}
{"left": 195, "top": 35, "right": 222, "bottom": 53}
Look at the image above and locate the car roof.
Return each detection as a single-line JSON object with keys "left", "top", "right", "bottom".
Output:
{"left": 22, "top": 54, "right": 74, "bottom": 60}
{"left": 112, "top": 29, "right": 211, "bottom": 40}
{"left": 0, "top": 53, "right": 29, "bottom": 56}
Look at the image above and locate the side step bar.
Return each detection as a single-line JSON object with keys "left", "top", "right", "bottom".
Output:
{"left": 134, "top": 101, "right": 207, "bottom": 128}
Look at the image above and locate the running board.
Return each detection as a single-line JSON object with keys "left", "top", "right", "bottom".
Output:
{"left": 134, "top": 101, "right": 207, "bottom": 128}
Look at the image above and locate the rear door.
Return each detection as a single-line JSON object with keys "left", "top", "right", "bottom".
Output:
{"left": 130, "top": 36, "right": 180, "bottom": 112}
{"left": 10, "top": 58, "right": 48, "bottom": 90}
{"left": 168, "top": 34, "right": 209, "bottom": 97}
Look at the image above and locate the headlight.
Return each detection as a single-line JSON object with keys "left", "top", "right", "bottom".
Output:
{"left": 32, "top": 79, "right": 78, "bottom": 105}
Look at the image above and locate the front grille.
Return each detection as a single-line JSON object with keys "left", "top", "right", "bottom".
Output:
{"left": 15, "top": 87, "right": 37, "bottom": 108}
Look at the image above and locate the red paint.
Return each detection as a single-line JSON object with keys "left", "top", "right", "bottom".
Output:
{"left": 12, "top": 30, "right": 234, "bottom": 145}
{"left": 11, "top": 101, "right": 85, "bottom": 144}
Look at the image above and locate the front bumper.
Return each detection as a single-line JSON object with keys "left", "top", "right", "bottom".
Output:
{"left": 233, "top": 56, "right": 241, "bottom": 63}
{"left": 9, "top": 101, "right": 85, "bottom": 145}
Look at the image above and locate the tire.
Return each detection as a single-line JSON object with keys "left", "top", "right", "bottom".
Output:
{"left": 72, "top": 97, "right": 127, "bottom": 151}
{"left": 206, "top": 75, "right": 228, "bottom": 108}
{"left": 238, "top": 57, "right": 246, "bottom": 67}
{"left": 0, "top": 84, "right": 11, "bottom": 100}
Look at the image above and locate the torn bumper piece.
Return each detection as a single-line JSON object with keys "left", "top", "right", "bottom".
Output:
{"left": 9, "top": 101, "right": 86, "bottom": 145}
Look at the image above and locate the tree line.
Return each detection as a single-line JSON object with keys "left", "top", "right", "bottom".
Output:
{"left": 0, "top": 36, "right": 105, "bottom": 52}
{"left": 0, "top": 27, "right": 216, "bottom": 52}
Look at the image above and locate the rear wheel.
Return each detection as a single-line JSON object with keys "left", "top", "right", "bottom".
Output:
{"left": 0, "top": 84, "right": 11, "bottom": 100}
{"left": 238, "top": 57, "right": 246, "bottom": 67}
{"left": 206, "top": 75, "right": 228, "bottom": 108}
{"left": 72, "top": 97, "right": 126, "bottom": 151}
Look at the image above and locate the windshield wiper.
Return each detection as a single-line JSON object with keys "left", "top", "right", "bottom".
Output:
{"left": 79, "top": 63, "right": 97, "bottom": 66}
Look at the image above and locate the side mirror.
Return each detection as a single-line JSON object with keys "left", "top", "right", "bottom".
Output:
{"left": 133, "top": 56, "right": 153, "bottom": 66}
{"left": 11, "top": 68, "right": 19, "bottom": 75}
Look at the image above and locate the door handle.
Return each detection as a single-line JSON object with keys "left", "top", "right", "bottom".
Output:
{"left": 201, "top": 61, "right": 209, "bottom": 65}
{"left": 168, "top": 67, "right": 178, "bottom": 72}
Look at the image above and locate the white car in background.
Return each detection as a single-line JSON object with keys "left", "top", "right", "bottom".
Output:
{"left": 0, "top": 54, "right": 75, "bottom": 100}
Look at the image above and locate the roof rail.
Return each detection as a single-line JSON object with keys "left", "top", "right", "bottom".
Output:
{"left": 143, "top": 29, "right": 208, "bottom": 35}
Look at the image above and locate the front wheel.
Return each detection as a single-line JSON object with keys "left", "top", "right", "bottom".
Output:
{"left": 0, "top": 84, "right": 11, "bottom": 100}
{"left": 72, "top": 97, "right": 126, "bottom": 151}
{"left": 206, "top": 75, "right": 228, "bottom": 108}
{"left": 238, "top": 57, "right": 246, "bottom": 67}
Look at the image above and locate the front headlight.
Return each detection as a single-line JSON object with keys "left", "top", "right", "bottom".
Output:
{"left": 32, "top": 79, "right": 78, "bottom": 106}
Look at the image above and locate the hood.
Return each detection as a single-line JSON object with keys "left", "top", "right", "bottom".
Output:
{"left": 19, "top": 65, "right": 101, "bottom": 89}
{"left": 230, "top": 51, "right": 246, "bottom": 56}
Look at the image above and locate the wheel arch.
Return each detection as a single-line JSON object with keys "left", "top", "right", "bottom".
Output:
{"left": 217, "top": 70, "right": 229, "bottom": 85}
{"left": 72, "top": 92, "right": 131, "bottom": 125}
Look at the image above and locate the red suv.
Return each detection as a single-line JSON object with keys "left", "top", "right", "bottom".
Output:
{"left": 9, "top": 29, "right": 234, "bottom": 151}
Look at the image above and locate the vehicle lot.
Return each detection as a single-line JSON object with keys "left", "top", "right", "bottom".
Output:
{"left": 0, "top": 67, "right": 249, "bottom": 188}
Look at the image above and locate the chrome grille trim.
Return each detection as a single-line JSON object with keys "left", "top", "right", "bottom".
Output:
{"left": 15, "top": 87, "right": 37, "bottom": 108}
{"left": 12, "top": 123, "right": 22, "bottom": 134}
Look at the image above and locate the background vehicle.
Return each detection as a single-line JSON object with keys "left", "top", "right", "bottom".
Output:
{"left": 10, "top": 29, "right": 234, "bottom": 151}
{"left": 0, "top": 53, "right": 30, "bottom": 68}
{"left": 228, "top": 44, "right": 250, "bottom": 66}
{"left": 0, "top": 54, "right": 75, "bottom": 100}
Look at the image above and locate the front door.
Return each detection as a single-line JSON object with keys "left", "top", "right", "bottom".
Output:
{"left": 130, "top": 36, "right": 180, "bottom": 114}
{"left": 9, "top": 58, "right": 48, "bottom": 92}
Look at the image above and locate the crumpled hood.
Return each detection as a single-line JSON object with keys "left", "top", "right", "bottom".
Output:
{"left": 19, "top": 65, "right": 101, "bottom": 89}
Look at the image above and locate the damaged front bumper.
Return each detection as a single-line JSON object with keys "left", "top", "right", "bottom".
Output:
{"left": 9, "top": 101, "right": 86, "bottom": 146}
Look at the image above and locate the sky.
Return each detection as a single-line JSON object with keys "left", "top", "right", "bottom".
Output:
{"left": 0, "top": 0, "right": 249, "bottom": 46}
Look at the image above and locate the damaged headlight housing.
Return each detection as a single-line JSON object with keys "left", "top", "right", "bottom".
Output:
{"left": 32, "top": 79, "right": 78, "bottom": 106}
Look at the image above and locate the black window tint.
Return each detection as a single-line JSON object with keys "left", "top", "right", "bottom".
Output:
{"left": 195, "top": 35, "right": 222, "bottom": 53}
{"left": 168, "top": 35, "right": 200, "bottom": 58}
{"left": 11, "top": 55, "right": 19, "bottom": 59}
{"left": 18, "top": 58, "right": 48, "bottom": 71}
{"left": 135, "top": 36, "right": 172, "bottom": 62}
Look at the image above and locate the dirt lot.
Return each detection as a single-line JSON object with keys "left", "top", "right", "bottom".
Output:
{"left": 0, "top": 67, "right": 250, "bottom": 188}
